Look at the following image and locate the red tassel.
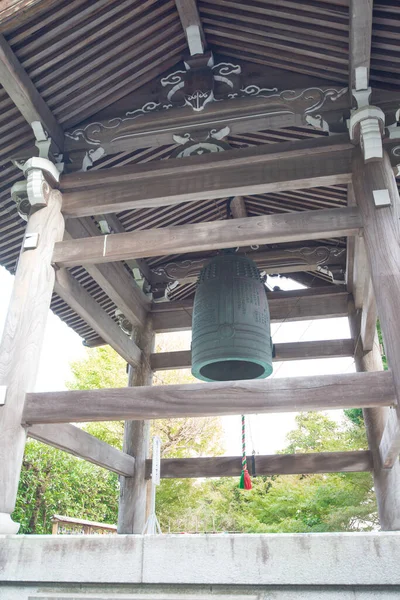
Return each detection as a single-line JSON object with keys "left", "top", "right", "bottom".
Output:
{"left": 243, "top": 468, "right": 252, "bottom": 490}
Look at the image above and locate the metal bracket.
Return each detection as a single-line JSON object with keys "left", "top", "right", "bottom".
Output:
{"left": 115, "top": 310, "right": 133, "bottom": 336}
{"left": 0, "top": 385, "right": 7, "bottom": 406}
{"left": 373, "top": 189, "right": 392, "bottom": 208}
{"left": 23, "top": 232, "right": 40, "bottom": 250}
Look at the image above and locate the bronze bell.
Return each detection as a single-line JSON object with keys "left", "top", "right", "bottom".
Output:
{"left": 191, "top": 252, "right": 273, "bottom": 382}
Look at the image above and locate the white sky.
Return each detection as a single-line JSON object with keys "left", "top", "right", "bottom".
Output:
{"left": 0, "top": 266, "right": 355, "bottom": 456}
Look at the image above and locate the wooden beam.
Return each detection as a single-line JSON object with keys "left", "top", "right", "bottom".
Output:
{"left": 348, "top": 299, "right": 400, "bottom": 530}
{"left": 53, "top": 207, "right": 362, "bottom": 269}
{"left": 0, "top": 190, "right": 64, "bottom": 533}
{"left": 59, "top": 136, "right": 353, "bottom": 217}
{"left": 353, "top": 149, "right": 400, "bottom": 473}
{"left": 61, "top": 88, "right": 400, "bottom": 158}
{"left": 0, "top": 1, "right": 58, "bottom": 31}
{"left": 230, "top": 196, "right": 248, "bottom": 219}
{"left": 150, "top": 339, "right": 355, "bottom": 371}
{"left": 150, "top": 244, "right": 347, "bottom": 287}
{"left": 379, "top": 412, "right": 400, "bottom": 470}
{"left": 145, "top": 450, "right": 373, "bottom": 479}
{"left": 0, "top": 34, "right": 64, "bottom": 150}
{"left": 118, "top": 318, "right": 154, "bottom": 535}
{"left": 151, "top": 288, "right": 350, "bottom": 333}
{"left": 360, "top": 277, "right": 377, "bottom": 353}
{"left": 349, "top": 0, "right": 373, "bottom": 90}
{"left": 64, "top": 217, "right": 149, "bottom": 329}
{"left": 175, "top": 0, "right": 205, "bottom": 55}
{"left": 23, "top": 371, "right": 395, "bottom": 425}
{"left": 54, "top": 268, "right": 141, "bottom": 367}
{"left": 28, "top": 423, "right": 135, "bottom": 477}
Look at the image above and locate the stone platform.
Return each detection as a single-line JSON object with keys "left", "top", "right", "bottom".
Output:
{"left": 1, "top": 533, "right": 400, "bottom": 599}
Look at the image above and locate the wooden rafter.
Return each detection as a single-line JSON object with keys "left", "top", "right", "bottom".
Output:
{"left": 23, "top": 371, "right": 395, "bottom": 425}
{"left": 150, "top": 339, "right": 355, "bottom": 371}
{"left": 0, "top": 33, "right": 64, "bottom": 149}
{"left": 175, "top": 0, "right": 205, "bottom": 55}
{"left": 28, "top": 423, "right": 135, "bottom": 477}
{"left": 52, "top": 207, "right": 361, "bottom": 268}
{"left": 145, "top": 451, "right": 373, "bottom": 479}
{"left": 54, "top": 269, "right": 141, "bottom": 367}
{"left": 64, "top": 217, "right": 150, "bottom": 329}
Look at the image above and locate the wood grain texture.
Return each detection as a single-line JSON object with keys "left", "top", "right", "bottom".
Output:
{"left": 144, "top": 451, "right": 373, "bottom": 479}
{"left": 59, "top": 136, "right": 353, "bottom": 217}
{"left": 54, "top": 268, "right": 141, "bottom": 367}
{"left": 118, "top": 317, "right": 154, "bottom": 534}
{"left": 64, "top": 93, "right": 354, "bottom": 155}
{"left": 349, "top": 0, "right": 373, "bottom": 89}
{"left": 28, "top": 423, "right": 135, "bottom": 477}
{"left": 349, "top": 300, "right": 400, "bottom": 530}
{"left": 151, "top": 288, "right": 350, "bottom": 332}
{"left": 0, "top": 34, "right": 64, "bottom": 149}
{"left": 23, "top": 371, "right": 395, "bottom": 425}
{"left": 0, "top": 190, "right": 64, "bottom": 515}
{"left": 53, "top": 207, "right": 362, "bottom": 268}
{"left": 65, "top": 217, "right": 149, "bottom": 328}
{"left": 360, "top": 276, "right": 377, "bottom": 353}
{"left": 150, "top": 339, "right": 355, "bottom": 371}
{"left": 352, "top": 149, "right": 400, "bottom": 471}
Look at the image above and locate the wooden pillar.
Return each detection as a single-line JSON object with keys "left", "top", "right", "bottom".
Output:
{"left": 118, "top": 317, "right": 154, "bottom": 533}
{"left": 0, "top": 189, "right": 64, "bottom": 533}
{"left": 349, "top": 301, "right": 400, "bottom": 529}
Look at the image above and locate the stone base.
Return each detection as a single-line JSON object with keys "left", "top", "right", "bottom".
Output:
{"left": 1, "top": 533, "right": 400, "bottom": 599}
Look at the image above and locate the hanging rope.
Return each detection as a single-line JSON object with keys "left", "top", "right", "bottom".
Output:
{"left": 239, "top": 414, "right": 252, "bottom": 490}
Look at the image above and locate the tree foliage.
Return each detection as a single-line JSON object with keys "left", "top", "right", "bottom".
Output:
{"left": 15, "top": 342, "right": 377, "bottom": 534}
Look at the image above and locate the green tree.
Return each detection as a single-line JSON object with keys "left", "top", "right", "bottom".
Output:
{"left": 195, "top": 412, "right": 377, "bottom": 534}
{"left": 15, "top": 344, "right": 223, "bottom": 533}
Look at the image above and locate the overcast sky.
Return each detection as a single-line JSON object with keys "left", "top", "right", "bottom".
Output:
{"left": 0, "top": 266, "right": 355, "bottom": 455}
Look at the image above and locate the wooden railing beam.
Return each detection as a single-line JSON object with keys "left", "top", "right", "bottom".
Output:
{"left": 23, "top": 371, "right": 395, "bottom": 425}
{"left": 150, "top": 339, "right": 355, "bottom": 371}
{"left": 145, "top": 450, "right": 373, "bottom": 479}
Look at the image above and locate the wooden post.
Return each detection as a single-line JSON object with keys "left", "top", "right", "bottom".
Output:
{"left": 349, "top": 301, "right": 400, "bottom": 530}
{"left": 0, "top": 188, "right": 64, "bottom": 533}
{"left": 352, "top": 149, "right": 400, "bottom": 463}
{"left": 117, "top": 317, "right": 154, "bottom": 533}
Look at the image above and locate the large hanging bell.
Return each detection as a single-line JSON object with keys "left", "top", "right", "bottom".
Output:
{"left": 191, "top": 252, "right": 273, "bottom": 382}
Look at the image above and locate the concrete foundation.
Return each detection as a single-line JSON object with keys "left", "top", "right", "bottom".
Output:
{"left": 1, "top": 533, "right": 400, "bottom": 599}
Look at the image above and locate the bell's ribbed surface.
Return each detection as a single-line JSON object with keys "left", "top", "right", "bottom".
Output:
{"left": 191, "top": 253, "right": 273, "bottom": 382}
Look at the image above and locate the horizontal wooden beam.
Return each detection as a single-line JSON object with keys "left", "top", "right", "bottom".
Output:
{"left": 54, "top": 268, "right": 141, "bottom": 367}
{"left": 53, "top": 207, "right": 362, "bottom": 269}
{"left": 59, "top": 136, "right": 353, "bottom": 217}
{"left": 64, "top": 217, "right": 149, "bottom": 329}
{"left": 145, "top": 450, "right": 373, "bottom": 479}
{"left": 23, "top": 371, "right": 395, "bottom": 425}
{"left": 60, "top": 88, "right": 400, "bottom": 158}
{"left": 28, "top": 423, "right": 135, "bottom": 477}
{"left": 150, "top": 339, "right": 355, "bottom": 371}
{"left": 0, "top": 34, "right": 64, "bottom": 150}
{"left": 151, "top": 288, "right": 350, "bottom": 333}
